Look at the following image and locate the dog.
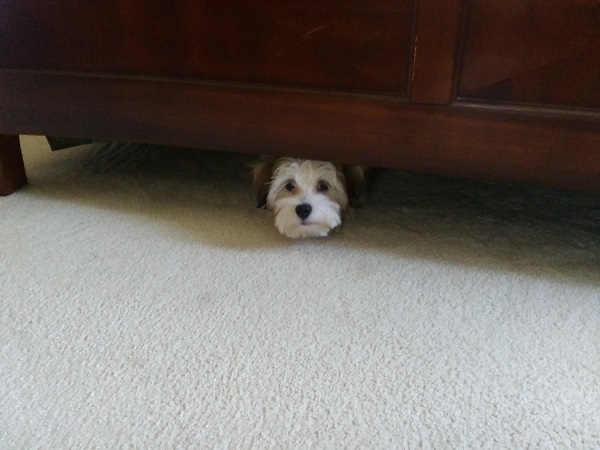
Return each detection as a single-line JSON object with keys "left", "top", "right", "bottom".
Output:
{"left": 251, "top": 157, "right": 366, "bottom": 238}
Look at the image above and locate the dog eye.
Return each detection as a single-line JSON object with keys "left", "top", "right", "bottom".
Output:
{"left": 285, "top": 181, "right": 295, "bottom": 191}
{"left": 316, "top": 180, "right": 329, "bottom": 192}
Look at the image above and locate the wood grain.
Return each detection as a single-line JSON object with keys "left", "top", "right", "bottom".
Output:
{"left": 1, "top": 71, "right": 598, "bottom": 190}
{"left": 0, "top": 0, "right": 414, "bottom": 93}
{"left": 409, "top": 0, "right": 464, "bottom": 105}
{"left": 459, "top": 0, "right": 600, "bottom": 108}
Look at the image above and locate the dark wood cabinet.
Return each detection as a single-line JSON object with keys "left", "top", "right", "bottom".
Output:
{"left": 459, "top": 0, "right": 600, "bottom": 109}
{"left": 0, "top": 0, "right": 414, "bottom": 93}
{"left": 1, "top": 0, "right": 599, "bottom": 195}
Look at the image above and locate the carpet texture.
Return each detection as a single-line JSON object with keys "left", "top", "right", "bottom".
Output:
{"left": 1, "top": 136, "right": 599, "bottom": 448}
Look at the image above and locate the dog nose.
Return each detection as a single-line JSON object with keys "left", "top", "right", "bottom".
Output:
{"left": 295, "top": 203, "right": 312, "bottom": 220}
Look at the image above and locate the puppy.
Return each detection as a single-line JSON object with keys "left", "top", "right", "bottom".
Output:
{"left": 251, "top": 157, "right": 366, "bottom": 238}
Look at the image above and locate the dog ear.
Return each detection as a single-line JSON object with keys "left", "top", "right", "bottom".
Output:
{"left": 342, "top": 165, "right": 367, "bottom": 208}
{"left": 249, "top": 157, "right": 275, "bottom": 208}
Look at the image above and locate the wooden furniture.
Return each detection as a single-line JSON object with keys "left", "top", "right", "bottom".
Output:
{"left": 1, "top": 0, "right": 599, "bottom": 195}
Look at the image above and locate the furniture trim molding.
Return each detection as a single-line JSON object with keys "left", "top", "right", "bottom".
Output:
{"left": 409, "top": 0, "right": 465, "bottom": 105}
{"left": 1, "top": 70, "right": 599, "bottom": 190}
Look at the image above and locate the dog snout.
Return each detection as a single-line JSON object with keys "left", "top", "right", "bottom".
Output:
{"left": 295, "top": 203, "right": 312, "bottom": 220}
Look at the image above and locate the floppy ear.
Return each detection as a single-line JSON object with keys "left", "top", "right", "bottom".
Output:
{"left": 249, "top": 157, "right": 275, "bottom": 208}
{"left": 342, "top": 165, "right": 367, "bottom": 208}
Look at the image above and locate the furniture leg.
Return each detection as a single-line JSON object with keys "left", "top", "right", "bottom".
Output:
{"left": 0, "top": 135, "right": 27, "bottom": 196}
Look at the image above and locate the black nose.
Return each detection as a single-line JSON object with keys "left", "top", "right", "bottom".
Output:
{"left": 295, "top": 203, "right": 312, "bottom": 220}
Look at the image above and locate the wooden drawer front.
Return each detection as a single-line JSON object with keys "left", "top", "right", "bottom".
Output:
{"left": 0, "top": 0, "right": 413, "bottom": 94}
{"left": 459, "top": 0, "right": 600, "bottom": 109}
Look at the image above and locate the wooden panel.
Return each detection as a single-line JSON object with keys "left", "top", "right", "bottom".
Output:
{"left": 0, "top": 0, "right": 414, "bottom": 93}
{"left": 409, "top": 0, "right": 464, "bottom": 105}
{"left": 0, "top": 134, "right": 27, "bottom": 196}
{"left": 459, "top": 0, "right": 600, "bottom": 109}
{"left": 1, "top": 71, "right": 599, "bottom": 190}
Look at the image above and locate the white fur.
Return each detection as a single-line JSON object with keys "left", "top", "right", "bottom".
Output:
{"left": 266, "top": 159, "right": 348, "bottom": 239}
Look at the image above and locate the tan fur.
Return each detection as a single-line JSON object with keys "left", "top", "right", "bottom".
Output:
{"left": 252, "top": 158, "right": 367, "bottom": 209}
{"left": 341, "top": 165, "right": 367, "bottom": 208}
{"left": 251, "top": 156, "right": 368, "bottom": 238}
{"left": 249, "top": 157, "right": 275, "bottom": 208}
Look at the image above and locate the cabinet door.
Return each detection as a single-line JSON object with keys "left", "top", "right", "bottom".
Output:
{"left": 458, "top": 0, "right": 600, "bottom": 109}
{"left": 0, "top": 0, "right": 414, "bottom": 94}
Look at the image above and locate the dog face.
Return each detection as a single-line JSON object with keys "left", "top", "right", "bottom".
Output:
{"left": 251, "top": 157, "right": 365, "bottom": 238}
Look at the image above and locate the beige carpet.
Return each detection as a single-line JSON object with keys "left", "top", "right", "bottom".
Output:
{"left": 1, "top": 136, "right": 599, "bottom": 448}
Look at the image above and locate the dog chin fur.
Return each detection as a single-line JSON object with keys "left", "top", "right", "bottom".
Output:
{"left": 251, "top": 157, "right": 366, "bottom": 239}
{"left": 273, "top": 195, "right": 342, "bottom": 238}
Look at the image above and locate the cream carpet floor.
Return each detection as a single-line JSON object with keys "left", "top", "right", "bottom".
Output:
{"left": 1, "top": 136, "right": 599, "bottom": 448}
